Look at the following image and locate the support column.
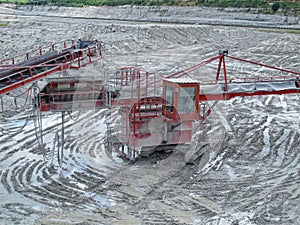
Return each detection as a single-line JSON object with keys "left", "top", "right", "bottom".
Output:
{"left": 58, "top": 111, "right": 65, "bottom": 167}
{"left": 0, "top": 95, "right": 3, "bottom": 112}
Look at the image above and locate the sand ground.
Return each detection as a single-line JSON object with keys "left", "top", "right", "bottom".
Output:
{"left": 0, "top": 4, "right": 299, "bottom": 225}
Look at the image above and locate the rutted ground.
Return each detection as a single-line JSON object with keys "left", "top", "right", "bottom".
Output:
{"left": 0, "top": 5, "right": 299, "bottom": 225}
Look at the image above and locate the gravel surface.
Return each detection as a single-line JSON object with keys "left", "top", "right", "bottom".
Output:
{"left": 0, "top": 4, "right": 299, "bottom": 225}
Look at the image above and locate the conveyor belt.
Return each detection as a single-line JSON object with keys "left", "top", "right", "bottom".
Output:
{"left": 0, "top": 50, "right": 75, "bottom": 93}
{"left": 0, "top": 51, "right": 60, "bottom": 77}
{"left": 199, "top": 79, "right": 300, "bottom": 101}
{"left": 0, "top": 40, "right": 101, "bottom": 95}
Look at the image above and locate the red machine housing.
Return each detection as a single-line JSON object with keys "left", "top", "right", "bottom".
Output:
{"left": 38, "top": 77, "right": 105, "bottom": 112}
{"left": 116, "top": 78, "right": 202, "bottom": 155}
{"left": 113, "top": 52, "right": 300, "bottom": 156}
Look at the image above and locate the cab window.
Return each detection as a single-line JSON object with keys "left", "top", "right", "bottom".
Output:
{"left": 178, "top": 87, "right": 196, "bottom": 113}
{"left": 164, "top": 86, "right": 174, "bottom": 112}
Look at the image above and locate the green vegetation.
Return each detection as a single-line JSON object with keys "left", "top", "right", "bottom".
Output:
{"left": 200, "top": 1, "right": 299, "bottom": 15}
{"left": 0, "top": 0, "right": 299, "bottom": 15}
{"left": 272, "top": 2, "right": 280, "bottom": 12}
{"left": 258, "top": 28, "right": 300, "bottom": 35}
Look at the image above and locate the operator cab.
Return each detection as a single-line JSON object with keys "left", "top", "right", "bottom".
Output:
{"left": 162, "top": 78, "right": 199, "bottom": 121}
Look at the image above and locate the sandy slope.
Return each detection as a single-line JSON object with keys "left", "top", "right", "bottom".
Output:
{"left": 0, "top": 4, "right": 299, "bottom": 225}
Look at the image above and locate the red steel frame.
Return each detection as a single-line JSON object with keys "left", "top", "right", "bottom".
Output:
{"left": 109, "top": 67, "right": 154, "bottom": 108}
{"left": 113, "top": 51, "right": 300, "bottom": 154}
{"left": 38, "top": 78, "right": 105, "bottom": 112}
{"left": 1, "top": 45, "right": 300, "bottom": 156}
{"left": 0, "top": 40, "right": 102, "bottom": 95}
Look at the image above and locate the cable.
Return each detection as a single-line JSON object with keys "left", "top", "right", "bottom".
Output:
{"left": 0, "top": 84, "right": 53, "bottom": 163}
{"left": 12, "top": 89, "right": 31, "bottom": 111}
{"left": 50, "top": 131, "right": 59, "bottom": 166}
{"left": 57, "top": 111, "right": 65, "bottom": 168}
{"left": 0, "top": 106, "right": 33, "bottom": 135}
{"left": 51, "top": 114, "right": 65, "bottom": 168}
{"left": 7, "top": 86, "right": 30, "bottom": 98}
{"left": 32, "top": 84, "right": 51, "bottom": 162}
{"left": 0, "top": 85, "right": 34, "bottom": 135}
{"left": 227, "top": 55, "right": 300, "bottom": 76}
{"left": 0, "top": 84, "right": 33, "bottom": 119}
